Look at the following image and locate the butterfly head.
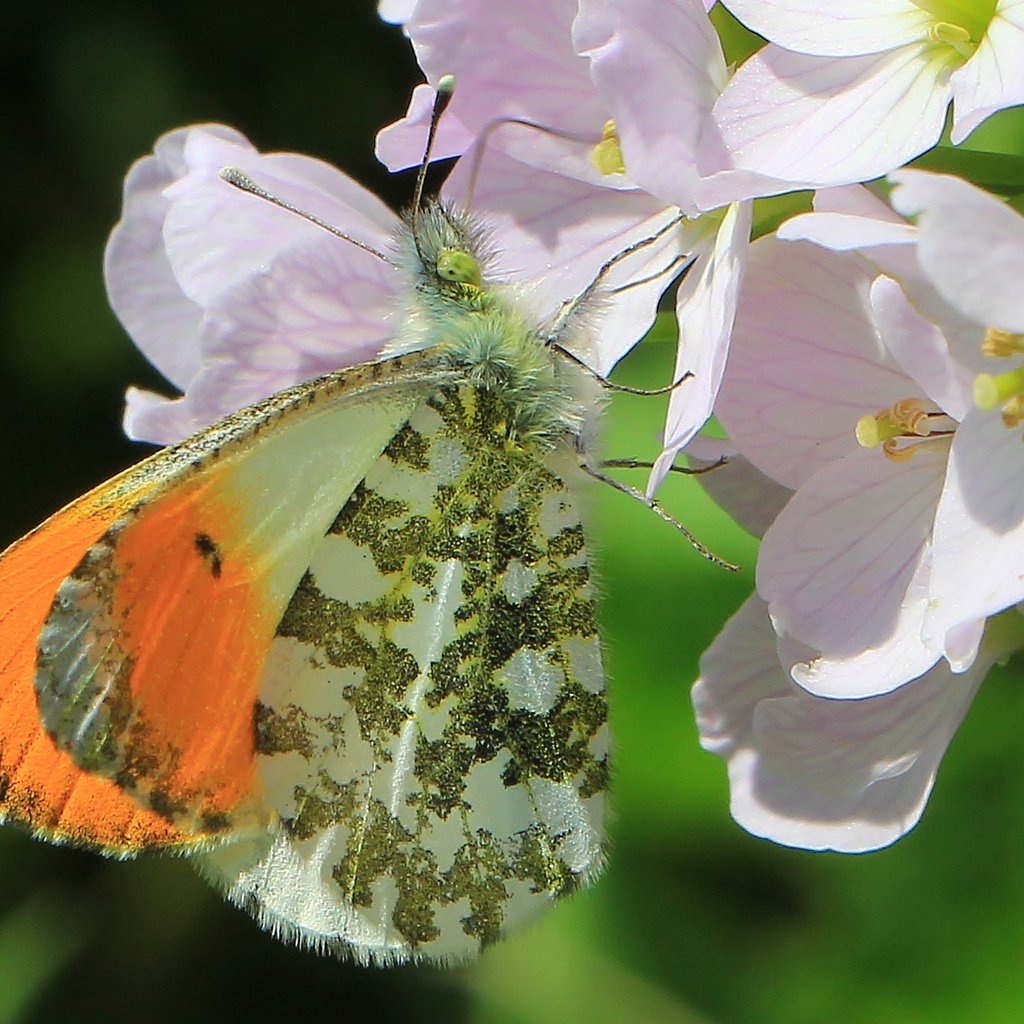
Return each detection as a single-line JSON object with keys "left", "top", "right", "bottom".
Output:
{"left": 398, "top": 199, "right": 495, "bottom": 306}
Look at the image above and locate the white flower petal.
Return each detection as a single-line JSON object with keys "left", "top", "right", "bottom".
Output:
{"left": 163, "top": 131, "right": 396, "bottom": 311}
{"left": 789, "top": 582, "right": 941, "bottom": 699}
{"left": 200, "top": 235, "right": 399, "bottom": 385}
{"left": 376, "top": 0, "right": 610, "bottom": 184}
{"left": 777, "top": 204, "right": 915, "bottom": 251}
{"left": 104, "top": 126, "right": 246, "bottom": 391}
{"left": 375, "top": 82, "right": 475, "bottom": 172}
{"left": 757, "top": 444, "right": 948, "bottom": 694}
{"left": 574, "top": 0, "right": 726, "bottom": 210}
{"left": 715, "top": 236, "right": 909, "bottom": 489}
{"left": 869, "top": 275, "right": 974, "bottom": 420}
{"left": 720, "top": 0, "right": 930, "bottom": 56}
{"left": 889, "top": 169, "right": 1024, "bottom": 333}
{"left": 648, "top": 203, "right": 749, "bottom": 494}
{"left": 694, "top": 594, "right": 984, "bottom": 852}
{"left": 950, "top": 0, "right": 1024, "bottom": 143}
{"left": 925, "top": 410, "right": 1024, "bottom": 652}
{"left": 123, "top": 386, "right": 202, "bottom": 446}
{"left": 698, "top": 44, "right": 951, "bottom": 189}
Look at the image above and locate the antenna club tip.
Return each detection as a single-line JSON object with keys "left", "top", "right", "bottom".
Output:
{"left": 436, "top": 73, "right": 456, "bottom": 97}
{"left": 219, "top": 166, "right": 252, "bottom": 188}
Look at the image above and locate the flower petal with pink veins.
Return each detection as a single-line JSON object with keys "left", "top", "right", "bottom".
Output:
{"left": 715, "top": 236, "right": 910, "bottom": 490}
{"left": 925, "top": 411, "right": 1024, "bottom": 657}
{"left": 890, "top": 170, "right": 1024, "bottom": 334}
{"left": 757, "top": 444, "right": 948, "bottom": 695}
{"left": 163, "top": 130, "right": 396, "bottom": 310}
{"left": 647, "top": 203, "right": 749, "bottom": 494}
{"left": 698, "top": 44, "right": 952, "bottom": 193}
{"left": 870, "top": 276, "right": 974, "bottom": 421}
{"left": 694, "top": 594, "right": 984, "bottom": 852}
{"left": 375, "top": 0, "right": 610, "bottom": 186}
{"left": 950, "top": 0, "right": 1024, "bottom": 142}
{"left": 574, "top": 0, "right": 726, "bottom": 211}
{"left": 104, "top": 125, "right": 246, "bottom": 391}
{"left": 720, "top": 0, "right": 930, "bottom": 57}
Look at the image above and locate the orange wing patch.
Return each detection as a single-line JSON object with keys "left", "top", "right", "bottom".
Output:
{"left": 34, "top": 470, "right": 280, "bottom": 841}
{"left": 93, "top": 476, "right": 277, "bottom": 835}
{"left": 0, "top": 488, "right": 188, "bottom": 853}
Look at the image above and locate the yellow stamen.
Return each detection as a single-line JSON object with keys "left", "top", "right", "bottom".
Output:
{"left": 974, "top": 367, "right": 1024, "bottom": 410}
{"left": 928, "top": 21, "right": 975, "bottom": 58}
{"left": 591, "top": 120, "right": 626, "bottom": 176}
{"left": 1002, "top": 394, "right": 1024, "bottom": 429}
{"left": 981, "top": 326, "right": 1024, "bottom": 358}
{"left": 856, "top": 397, "right": 954, "bottom": 461}
{"left": 856, "top": 413, "right": 902, "bottom": 449}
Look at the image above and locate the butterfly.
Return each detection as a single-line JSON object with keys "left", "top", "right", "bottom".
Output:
{"left": 0, "top": 164, "right": 622, "bottom": 962}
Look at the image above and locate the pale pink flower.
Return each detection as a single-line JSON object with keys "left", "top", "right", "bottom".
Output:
{"left": 693, "top": 592, "right": 1000, "bottom": 852}
{"left": 697, "top": 0, "right": 1024, "bottom": 200}
{"left": 713, "top": 217, "right": 971, "bottom": 697}
{"left": 105, "top": 123, "right": 679, "bottom": 444}
{"left": 887, "top": 170, "right": 1024, "bottom": 673}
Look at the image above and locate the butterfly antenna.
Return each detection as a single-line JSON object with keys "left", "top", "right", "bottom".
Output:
{"left": 218, "top": 167, "right": 393, "bottom": 264}
{"left": 410, "top": 73, "right": 457, "bottom": 261}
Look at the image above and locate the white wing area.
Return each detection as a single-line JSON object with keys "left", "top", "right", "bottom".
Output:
{"left": 200, "top": 395, "right": 608, "bottom": 963}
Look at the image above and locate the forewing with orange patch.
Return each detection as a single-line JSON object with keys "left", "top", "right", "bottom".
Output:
{"left": 3, "top": 354, "right": 442, "bottom": 853}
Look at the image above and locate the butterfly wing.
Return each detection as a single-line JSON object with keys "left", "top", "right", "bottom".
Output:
{"left": 5, "top": 353, "right": 442, "bottom": 853}
{"left": 200, "top": 384, "right": 608, "bottom": 962}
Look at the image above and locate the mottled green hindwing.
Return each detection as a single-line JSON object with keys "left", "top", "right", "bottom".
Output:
{"left": 202, "top": 381, "right": 606, "bottom": 963}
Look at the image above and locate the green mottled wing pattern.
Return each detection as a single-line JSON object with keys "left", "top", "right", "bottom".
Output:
{"left": 201, "top": 383, "right": 607, "bottom": 963}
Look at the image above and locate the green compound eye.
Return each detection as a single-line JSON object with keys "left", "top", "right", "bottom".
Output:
{"left": 436, "top": 249, "right": 482, "bottom": 287}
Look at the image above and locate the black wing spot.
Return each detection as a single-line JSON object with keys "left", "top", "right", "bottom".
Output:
{"left": 194, "top": 532, "right": 223, "bottom": 578}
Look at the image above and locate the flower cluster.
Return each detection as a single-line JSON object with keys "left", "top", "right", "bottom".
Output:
{"left": 105, "top": 0, "right": 1024, "bottom": 852}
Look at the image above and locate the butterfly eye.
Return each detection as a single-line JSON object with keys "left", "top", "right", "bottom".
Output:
{"left": 436, "top": 249, "right": 482, "bottom": 287}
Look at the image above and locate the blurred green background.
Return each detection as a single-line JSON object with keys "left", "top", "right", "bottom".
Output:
{"left": 3, "top": 4, "right": 1024, "bottom": 1023}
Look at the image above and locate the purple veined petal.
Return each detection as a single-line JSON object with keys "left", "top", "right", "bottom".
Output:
{"left": 715, "top": 236, "right": 910, "bottom": 490}
{"left": 697, "top": 43, "right": 952, "bottom": 189}
{"left": 690, "top": 449, "right": 794, "bottom": 539}
{"left": 789, "top": 588, "right": 943, "bottom": 700}
{"left": 757, "top": 443, "right": 949, "bottom": 695}
{"left": 574, "top": 0, "right": 727, "bottom": 212}
{"left": 924, "top": 409, "right": 1024, "bottom": 654}
{"left": 647, "top": 202, "right": 750, "bottom": 495}
{"left": 694, "top": 593, "right": 986, "bottom": 852}
{"left": 890, "top": 170, "right": 1024, "bottom": 333}
{"left": 163, "top": 128, "right": 398, "bottom": 311}
{"left": 376, "top": 0, "right": 610, "bottom": 186}
{"left": 870, "top": 275, "right": 974, "bottom": 420}
{"left": 442, "top": 150, "right": 682, "bottom": 375}
{"left": 375, "top": 83, "right": 476, "bottom": 172}
{"left": 104, "top": 125, "right": 249, "bottom": 391}
{"left": 720, "top": 0, "right": 930, "bottom": 57}
{"left": 199, "top": 233, "right": 400, "bottom": 382}
{"left": 123, "top": 386, "right": 206, "bottom": 447}
{"left": 949, "top": 0, "right": 1024, "bottom": 143}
